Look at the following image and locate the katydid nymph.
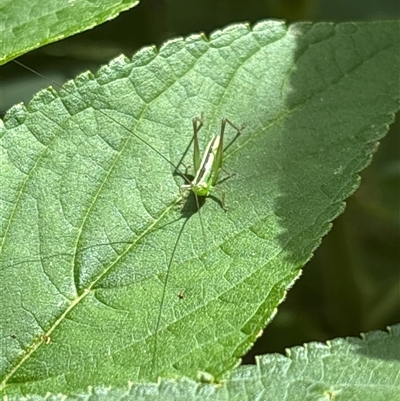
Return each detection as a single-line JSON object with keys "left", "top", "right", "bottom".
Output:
{"left": 180, "top": 114, "right": 244, "bottom": 212}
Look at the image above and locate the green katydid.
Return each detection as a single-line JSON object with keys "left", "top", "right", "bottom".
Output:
{"left": 180, "top": 114, "right": 244, "bottom": 211}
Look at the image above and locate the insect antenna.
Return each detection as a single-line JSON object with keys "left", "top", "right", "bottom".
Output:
{"left": 12, "top": 59, "right": 185, "bottom": 177}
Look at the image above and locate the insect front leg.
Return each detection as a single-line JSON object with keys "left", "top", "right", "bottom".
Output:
{"left": 210, "top": 186, "right": 228, "bottom": 210}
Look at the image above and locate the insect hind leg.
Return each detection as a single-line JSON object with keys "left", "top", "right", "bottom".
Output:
{"left": 222, "top": 118, "right": 244, "bottom": 153}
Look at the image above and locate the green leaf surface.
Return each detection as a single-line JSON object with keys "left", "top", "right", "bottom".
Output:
{"left": 5, "top": 325, "right": 400, "bottom": 400}
{"left": 0, "top": 0, "right": 140, "bottom": 64}
{"left": 1, "top": 20, "right": 399, "bottom": 396}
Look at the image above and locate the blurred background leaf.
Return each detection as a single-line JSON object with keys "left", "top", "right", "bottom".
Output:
{"left": 0, "top": 0, "right": 140, "bottom": 64}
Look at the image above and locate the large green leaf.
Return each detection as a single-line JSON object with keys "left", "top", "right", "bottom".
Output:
{"left": 0, "top": 0, "right": 140, "bottom": 64}
{"left": 1, "top": 20, "right": 399, "bottom": 396}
